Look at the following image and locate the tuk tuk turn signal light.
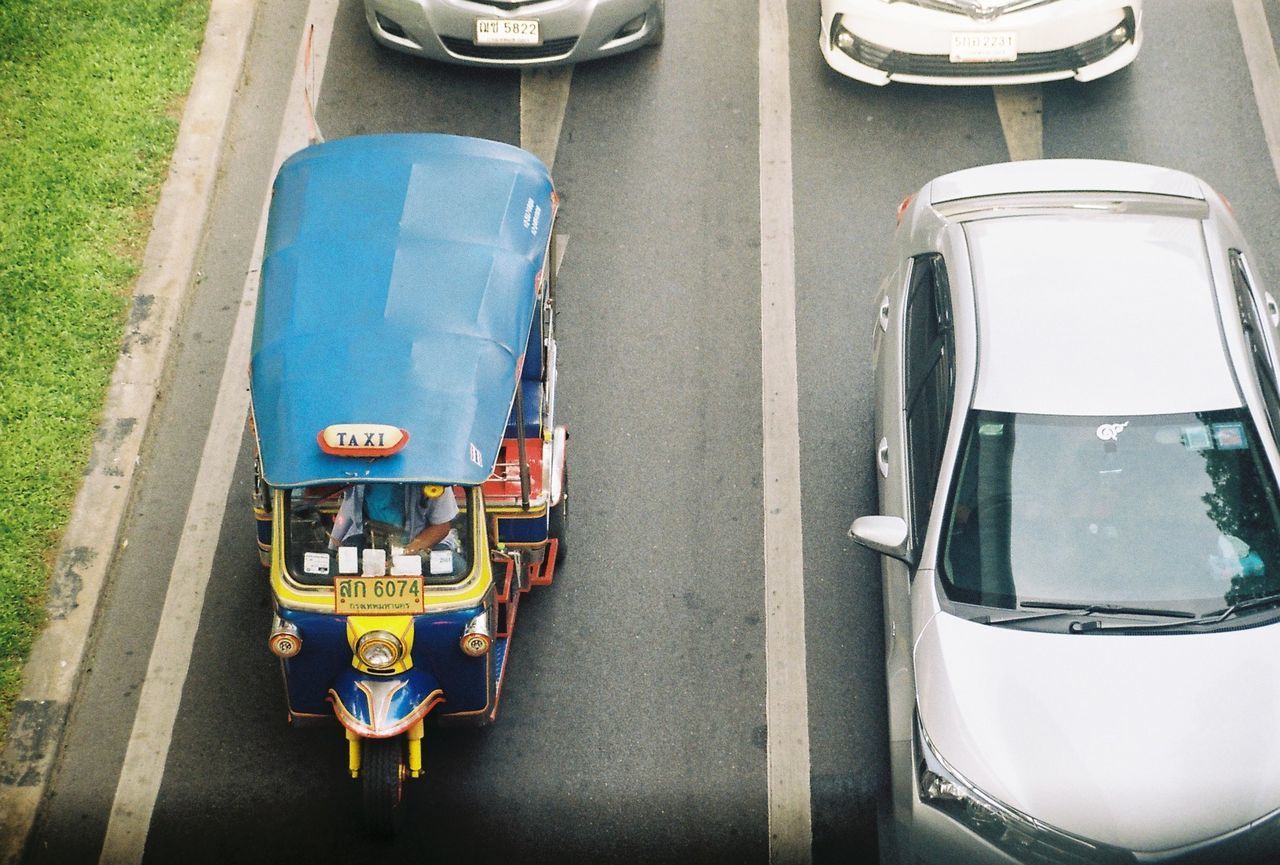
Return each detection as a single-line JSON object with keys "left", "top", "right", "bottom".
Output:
{"left": 460, "top": 610, "right": 492, "bottom": 657}
{"left": 269, "top": 616, "right": 302, "bottom": 658}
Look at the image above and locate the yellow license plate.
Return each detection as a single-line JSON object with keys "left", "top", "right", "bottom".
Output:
{"left": 334, "top": 576, "right": 424, "bottom": 615}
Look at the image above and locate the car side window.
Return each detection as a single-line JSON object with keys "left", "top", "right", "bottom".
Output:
{"left": 1231, "top": 250, "right": 1280, "bottom": 438}
{"left": 903, "top": 254, "right": 956, "bottom": 554}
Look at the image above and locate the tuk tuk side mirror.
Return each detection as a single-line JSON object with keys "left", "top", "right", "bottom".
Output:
{"left": 848, "top": 515, "right": 914, "bottom": 566}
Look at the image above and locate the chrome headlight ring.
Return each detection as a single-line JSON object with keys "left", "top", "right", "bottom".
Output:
{"left": 355, "top": 630, "right": 405, "bottom": 671}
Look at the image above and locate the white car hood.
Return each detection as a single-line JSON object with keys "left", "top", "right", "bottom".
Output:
{"left": 915, "top": 612, "right": 1280, "bottom": 851}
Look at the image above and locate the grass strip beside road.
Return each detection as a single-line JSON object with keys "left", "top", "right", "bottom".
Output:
{"left": 0, "top": 0, "right": 209, "bottom": 734}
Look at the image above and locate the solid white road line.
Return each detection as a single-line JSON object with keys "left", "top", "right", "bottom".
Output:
{"left": 1235, "top": 0, "right": 1280, "bottom": 184}
{"left": 759, "top": 1, "right": 814, "bottom": 863}
{"left": 95, "top": 1, "right": 340, "bottom": 862}
{"left": 993, "top": 84, "right": 1044, "bottom": 161}
{"left": 521, "top": 66, "right": 574, "bottom": 170}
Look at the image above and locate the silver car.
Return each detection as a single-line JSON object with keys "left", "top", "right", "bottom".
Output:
{"left": 363, "top": 0, "right": 663, "bottom": 67}
{"left": 850, "top": 160, "right": 1280, "bottom": 864}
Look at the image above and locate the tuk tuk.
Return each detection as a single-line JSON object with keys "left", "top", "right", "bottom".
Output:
{"left": 248, "top": 133, "right": 567, "bottom": 833}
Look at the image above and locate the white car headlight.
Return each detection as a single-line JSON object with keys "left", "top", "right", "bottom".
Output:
{"left": 914, "top": 713, "right": 1128, "bottom": 864}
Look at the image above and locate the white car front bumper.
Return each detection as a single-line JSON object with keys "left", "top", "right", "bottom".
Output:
{"left": 819, "top": 0, "right": 1142, "bottom": 86}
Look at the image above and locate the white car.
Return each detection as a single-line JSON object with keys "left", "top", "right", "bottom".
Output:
{"left": 820, "top": 0, "right": 1141, "bottom": 86}
{"left": 850, "top": 160, "right": 1280, "bottom": 864}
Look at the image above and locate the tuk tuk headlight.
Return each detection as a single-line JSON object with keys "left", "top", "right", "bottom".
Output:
{"left": 914, "top": 713, "right": 1127, "bottom": 863}
{"left": 355, "top": 631, "right": 404, "bottom": 670}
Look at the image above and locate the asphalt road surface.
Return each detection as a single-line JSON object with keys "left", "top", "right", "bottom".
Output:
{"left": 21, "top": 2, "right": 1280, "bottom": 864}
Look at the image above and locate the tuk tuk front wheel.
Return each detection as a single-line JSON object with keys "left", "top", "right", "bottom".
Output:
{"left": 361, "top": 736, "right": 405, "bottom": 837}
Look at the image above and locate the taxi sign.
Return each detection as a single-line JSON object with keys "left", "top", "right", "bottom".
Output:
{"left": 317, "top": 424, "right": 409, "bottom": 457}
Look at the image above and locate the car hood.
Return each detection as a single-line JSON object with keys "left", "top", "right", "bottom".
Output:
{"left": 915, "top": 612, "right": 1280, "bottom": 851}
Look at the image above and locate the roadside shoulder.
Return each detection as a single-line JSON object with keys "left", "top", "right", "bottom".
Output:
{"left": 0, "top": 0, "right": 259, "bottom": 860}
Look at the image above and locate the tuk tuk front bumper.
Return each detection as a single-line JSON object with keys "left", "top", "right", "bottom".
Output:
{"left": 328, "top": 665, "right": 444, "bottom": 738}
{"left": 276, "top": 606, "right": 495, "bottom": 723}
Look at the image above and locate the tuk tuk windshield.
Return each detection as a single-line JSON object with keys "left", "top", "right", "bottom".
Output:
{"left": 284, "top": 483, "right": 474, "bottom": 587}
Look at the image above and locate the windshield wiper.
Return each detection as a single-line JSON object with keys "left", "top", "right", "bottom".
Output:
{"left": 1020, "top": 600, "right": 1196, "bottom": 618}
{"left": 1055, "top": 593, "right": 1280, "bottom": 634}
{"left": 1190, "top": 592, "right": 1280, "bottom": 625}
{"left": 986, "top": 600, "right": 1195, "bottom": 629}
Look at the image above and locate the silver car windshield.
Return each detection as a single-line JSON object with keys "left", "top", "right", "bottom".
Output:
{"left": 940, "top": 409, "right": 1280, "bottom": 613}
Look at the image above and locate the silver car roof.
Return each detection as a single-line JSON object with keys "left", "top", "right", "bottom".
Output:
{"left": 964, "top": 211, "right": 1241, "bottom": 416}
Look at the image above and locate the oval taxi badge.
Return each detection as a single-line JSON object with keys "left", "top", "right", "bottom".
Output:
{"left": 317, "top": 424, "right": 409, "bottom": 458}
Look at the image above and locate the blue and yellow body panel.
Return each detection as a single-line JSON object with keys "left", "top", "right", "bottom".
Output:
{"left": 269, "top": 487, "right": 505, "bottom": 726}
{"left": 248, "top": 135, "right": 563, "bottom": 747}
{"left": 278, "top": 605, "right": 496, "bottom": 725}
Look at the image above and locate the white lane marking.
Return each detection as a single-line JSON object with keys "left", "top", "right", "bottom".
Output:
{"left": 95, "top": 1, "right": 339, "bottom": 862}
{"left": 1235, "top": 0, "right": 1280, "bottom": 184}
{"left": 522, "top": 69, "right": 571, "bottom": 268}
{"left": 553, "top": 231, "right": 569, "bottom": 276}
{"left": 759, "top": 1, "right": 813, "bottom": 863}
{"left": 521, "top": 66, "right": 573, "bottom": 169}
{"left": 993, "top": 84, "right": 1043, "bottom": 161}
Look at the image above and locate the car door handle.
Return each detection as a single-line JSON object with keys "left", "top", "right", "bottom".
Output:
{"left": 878, "top": 296, "right": 890, "bottom": 333}
{"left": 1267, "top": 292, "right": 1279, "bottom": 328}
{"left": 877, "top": 437, "right": 890, "bottom": 478}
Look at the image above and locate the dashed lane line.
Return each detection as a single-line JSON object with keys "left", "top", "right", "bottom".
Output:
{"left": 1236, "top": 0, "right": 1280, "bottom": 185}
{"left": 521, "top": 66, "right": 573, "bottom": 170}
{"left": 521, "top": 69, "right": 571, "bottom": 276}
{"left": 993, "top": 84, "right": 1044, "bottom": 161}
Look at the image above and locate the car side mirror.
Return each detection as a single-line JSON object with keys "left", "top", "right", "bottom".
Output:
{"left": 848, "top": 515, "right": 914, "bottom": 566}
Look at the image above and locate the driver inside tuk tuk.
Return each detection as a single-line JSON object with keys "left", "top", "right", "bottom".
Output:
{"left": 328, "top": 483, "right": 467, "bottom": 577}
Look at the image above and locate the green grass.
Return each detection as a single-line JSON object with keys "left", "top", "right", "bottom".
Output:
{"left": 0, "top": 0, "right": 209, "bottom": 733}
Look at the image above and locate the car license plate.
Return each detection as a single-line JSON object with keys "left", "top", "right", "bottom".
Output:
{"left": 475, "top": 18, "right": 541, "bottom": 46}
{"left": 334, "top": 576, "right": 424, "bottom": 615}
{"left": 950, "top": 32, "right": 1016, "bottom": 63}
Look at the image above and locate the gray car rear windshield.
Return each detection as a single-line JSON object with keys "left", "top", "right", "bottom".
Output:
{"left": 940, "top": 409, "right": 1280, "bottom": 613}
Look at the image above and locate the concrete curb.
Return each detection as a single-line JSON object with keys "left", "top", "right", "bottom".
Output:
{"left": 0, "top": 0, "right": 258, "bottom": 860}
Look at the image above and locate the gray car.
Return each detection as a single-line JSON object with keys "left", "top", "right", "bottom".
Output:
{"left": 363, "top": 0, "right": 663, "bottom": 67}
{"left": 850, "top": 159, "right": 1280, "bottom": 864}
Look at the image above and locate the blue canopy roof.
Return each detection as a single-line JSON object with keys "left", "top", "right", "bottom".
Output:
{"left": 250, "top": 134, "right": 555, "bottom": 487}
